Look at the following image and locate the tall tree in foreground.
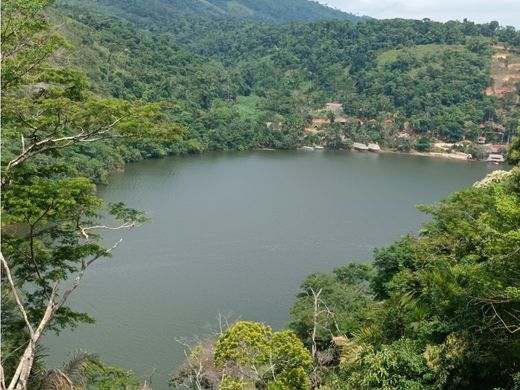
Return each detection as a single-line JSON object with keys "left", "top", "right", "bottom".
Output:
{"left": 0, "top": 1, "right": 182, "bottom": 388}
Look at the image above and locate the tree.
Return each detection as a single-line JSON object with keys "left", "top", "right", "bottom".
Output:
{"left": 0, "top": 1, "right": 182, "bottom": 388}
{"left": 172, "top": 321, "right": 313, "bottom": 389}
{"left": 415, "top": 136, "right": 432, "bottom": 152}
{"left": 370, "top": 236, "right": 417, "bottom": 299}
{"left": 214, "top": 321, "right": 313, "bottom": 389}
{"left": 344, "top": 167, "right": 520, "bottom": 389}
{"left": 507, "top": 127, "right": 520, "bottom": 165}
{"left": 290, "top": 264, "right": 373, "bottom": 351}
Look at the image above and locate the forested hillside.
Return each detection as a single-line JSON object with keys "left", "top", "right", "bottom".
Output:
{"left": 57, "top": 0, "right": 365, "bottom": 28}
{"left": 44, "top": 1, "right": 520, "bottom": 180}
{"left": 55, "top": 4, "right": 520, "bottom": 165}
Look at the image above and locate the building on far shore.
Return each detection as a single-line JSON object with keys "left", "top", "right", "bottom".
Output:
{"left": 486, "top": 154, "right": 505, "bottom": 163}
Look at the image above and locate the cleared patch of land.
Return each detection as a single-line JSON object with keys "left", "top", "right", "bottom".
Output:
{"left": 486, "top": 46, "right": 520, "bottom": 96}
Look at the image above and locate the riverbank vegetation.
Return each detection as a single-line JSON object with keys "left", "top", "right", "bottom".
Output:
{"left": 1, "top": 0, "right": 520, "bottom": 388}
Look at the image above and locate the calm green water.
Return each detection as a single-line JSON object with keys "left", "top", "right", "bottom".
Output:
{"left": 45, "top": 151, "right": 498, "bottom": 387}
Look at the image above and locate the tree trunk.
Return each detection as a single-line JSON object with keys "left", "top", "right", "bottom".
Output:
{"left": 6, "top": 293, "right": 57, "bottom": 390}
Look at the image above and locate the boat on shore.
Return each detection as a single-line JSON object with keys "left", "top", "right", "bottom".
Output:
{"left": 486, "top": 154, "right": 505, "bottom": 163}
{"left": 353, "top": 142, "right": 369, "bottom": 151}
{"left": 367, "top": 143, "right": 381, "bottom": 152}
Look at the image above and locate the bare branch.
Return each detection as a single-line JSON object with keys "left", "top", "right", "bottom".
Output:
{"left": 78, "top": 223, "right": 136, "bottom": 240}
{"left": 5, "top": 117, "right": 123, "bottom": 172}
{"left": 310, "top": 288, "right": 322, "bottom": 360}
{"left": 0, "top": 252, "right": 34, "bottom": 337}
{"left": 217, "top": 313, "right": 233, "bottom": 336}
{"left": 0, "top": 366, "right": 5, "bottom": 390}
{"left": 5, "top": 281, "right": 59, "bottom": 390}
{"left": 174, "top": 337, "right": 206, "bottom": 390}
{"left": 59, "top": 239, "right": 122, "bottom": 308}
{"left": 490, "top": 303, "right": 520, "bottom": 334}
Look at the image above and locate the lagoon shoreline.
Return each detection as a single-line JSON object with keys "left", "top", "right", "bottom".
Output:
{"left": 258, "top": 146, "right": 503, "bottom": 164}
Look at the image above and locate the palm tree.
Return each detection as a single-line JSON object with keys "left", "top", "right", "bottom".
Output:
{"left": 41, "top": 351, "right": 99, "bottom": 389}
{"left": 29, "top": 350, "right": 153, "bottom": 390}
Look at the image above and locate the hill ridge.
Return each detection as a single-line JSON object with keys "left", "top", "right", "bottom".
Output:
{"left": 57, "top": 0, "right": 367, "bottom": 27}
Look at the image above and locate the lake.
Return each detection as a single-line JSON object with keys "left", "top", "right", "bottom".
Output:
{"left": 45, "top": 150, "right": 499, "bottom": 388}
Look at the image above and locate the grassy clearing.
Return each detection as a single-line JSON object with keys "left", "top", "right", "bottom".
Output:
{"left": 234, "top": 95, "right": 265, "bottom": 119}
{"left": 377, "top": 44, "right": 467, "bottom": 67}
